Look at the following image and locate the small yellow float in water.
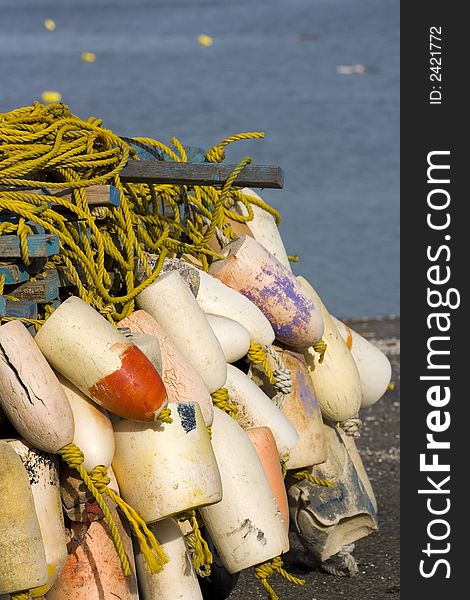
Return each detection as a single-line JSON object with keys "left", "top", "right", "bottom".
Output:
{"left": 81, "top": 51, "right": 96, "bottom": 63}
{"left": 44, "top": 19, "right": 56, "bottom": 31}
{"left": 41, "top": 91, "right": 62, "bottom": 103}
{"left": 198, "top": 34, "right": 213, "bottom": 47}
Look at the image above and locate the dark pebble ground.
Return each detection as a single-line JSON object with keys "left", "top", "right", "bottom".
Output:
{"left": 229, "top": 315, "right": 400, "bottom": 600}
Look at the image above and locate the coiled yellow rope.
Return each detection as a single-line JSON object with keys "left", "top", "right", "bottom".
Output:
{"left": 158, "top": 406, "right": 173, "bottom": 424}
{"left": 177, "top": 511, "right": 213, "bottom": 577}
{"left": 292, "top": 470, "right": 333, "bottom": 487}
{"left": 89, "top": 465, "right": 168, "bottom": 573}
{"left": 211, "top": 387, "right": 239, "bottom": 419}
{"left": 1, "top": 103, "right": 276, "bottom": 326}
{"left": 254, "top": 555, "right": 305, "bottom": 600}
{"left": 246, "top": 342, "right": 276, "bottom": 384}
{"left": 10, "top": 584, "right": 48, "bottom": 600}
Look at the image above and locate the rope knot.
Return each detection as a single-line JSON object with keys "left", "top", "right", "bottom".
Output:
{"left": 211, "top": 388, "right": 239, "bottom": 419}
{"left": 89, "top": 464, "right": 111, "bottom": 493}
{"left": 205, "top": 145, "right": 225, "bottom": 163}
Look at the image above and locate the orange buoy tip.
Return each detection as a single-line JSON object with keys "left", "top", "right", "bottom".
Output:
{"left": 89, "top": 345, "right": 167, "bottom": 422}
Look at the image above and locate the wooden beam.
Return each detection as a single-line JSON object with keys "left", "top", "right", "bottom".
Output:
{"left": 119, "top": 161, "right": 284, "bottom": 189}
{"left": 0, "top": 234, "right": 59, "bottom": 258}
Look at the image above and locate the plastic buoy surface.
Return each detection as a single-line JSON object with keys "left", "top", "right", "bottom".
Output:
{"left": 0, "top": 441, "right": 48, "bottom": 595}
{"left": 225, "top": 364, "right": 298, "bottom": 458}
{"left": 118, "top": 310, "right": 214, "bottom": 427}
{"left": 34, "top": 296, "right": 167, "bottom": 421}
{"left": 237, "top": 188, "right": 292, "bottom": 271}
{"left": 209, "top": 235, "right": 324, "bottom": 348}
{"left": 58, "top": 373, "right": 115, "bottom": 472}
{"left": 298, "top": 277, "right": 362, "bottom": 422}
{"left": 0, "top": 320, "right": 74, "bottom": 453}
{"left": 136, "top": 271, "right": 227, "bottom": 393}
{"left": 113, "top": 402, "right": 222, "bottom": 523}
{"left": 135, "top": 518, "right": 203, "bottom": 599}
{"left": 9, "top": 439, "right": 67, "bottom": 592}
{"left": 200, "top": 408, "right": 289, "bottom": 573}
{"left": 332, "top": 316, "right": 392, "bottom": 408}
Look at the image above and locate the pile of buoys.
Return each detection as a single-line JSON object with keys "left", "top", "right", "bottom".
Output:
{"left": 0, "top": 104, "right": 392, "bottom": 599}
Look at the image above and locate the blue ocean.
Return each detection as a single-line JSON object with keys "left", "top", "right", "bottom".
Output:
{"left": 0, "top": 0, "right": 399, "bottom": 317}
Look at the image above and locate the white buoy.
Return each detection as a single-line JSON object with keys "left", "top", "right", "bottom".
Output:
{"left": 112, "top": 402, "right": 222, "bottom": 523}
{"left": 0, "top": 441, "right": 48, "bottom": 595}
{"left": 298, "top": 277, "right": 362, "bottom": 422}
{"left": 57, "top": 373, "right": 115, "bottom": 472}
{"left": 236, "top": 188, "right": 292, "bottom": 271}
{"left": 135, "top": 518, "right": 203, "bottom": 600}
{"left": 200, "top": 408, "right": 289, "bottom": 573}
{"left": 225, "top": 364, "right": 298, "bottom": 458}
{"left": 209, "top": 235, "right": 324, "bottom": 347}
{"left": 332, "top": 316, "right": 392, "bottom": 408}
{"left": 117, "top": 310, "right": 214, "bottom": 426}
{"left": 205, "top": 314, "right": 251, "bottom": 362}
{"left": 9, "top": 439, "right": 67, "bottom": 591}
{"left": 0, "top": 320, "right": 74, "bottom": 453}
{"left": 162, "top": 258, "right": 275, "bottom": 345}
{"left": 34, "top": 296, "right": 167, "bottom": 421}
{"left": 136, "top": 271, "right": 227, "bottom": 393}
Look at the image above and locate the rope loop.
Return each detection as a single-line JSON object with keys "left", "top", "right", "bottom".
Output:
{"left": 211, "top": 387, "right": 239, "bottom": 419}
{"left": 254, "top": 555, "right": 305, "bottom": 600}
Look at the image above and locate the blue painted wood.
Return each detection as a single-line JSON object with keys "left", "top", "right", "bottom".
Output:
{"left": 0, "top": 296, "right": 6, "bottom": 316}
{"left": 0, "top": 263, "right": 30, "bottom": 284}
{"left": 8, "top": 270, "right": 60, "bottom": 303}
{"left": 5, "top": 300, "right": 38, "bottom": 320}
{"left": 0, "top": 234, "right": 60, "bottom": 258}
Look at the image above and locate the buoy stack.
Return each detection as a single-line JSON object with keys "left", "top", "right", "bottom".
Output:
{"left": 0, "top": 104, "right": 392, "bottom": 599}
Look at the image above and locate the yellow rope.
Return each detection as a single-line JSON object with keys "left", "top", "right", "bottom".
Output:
{"left": 254, "top": 555, "right": 305, "bottom": 600}
{"left": 0, "top": 104, "right": 283, "bottom": 331}
{"left": 292, "top": 470, "right": 333, "bottom": 487}
{"left": 89, "top": 465, "right": 168, "bottom": 574}
{"left": 387, "top": 382, "right": 395, "bottom": 392}
{"left": 211, "top": 387, "right": 238, "bottom": 419}
{"left": 177, "top": 511, "right": 213, "bottom": 577}
{"left": 205, "top": 132, "right": 264, "bottom": 163}
{"left": 158, "top": 406, "right": 173, "bottom": 424}
{"left": 10, "top": 584, "right": 48, "bottom": 600}
{"left": 246, "top": 342, "right": 276, "bottom": 384}
{"left": 313, "top": 338, "right": 327, "bottom": 364}
{"left": 280, "top": 454, "right": 289, "bottom": 479}
{"left": 57, "top": 443, "right": 131, "bottom": 576}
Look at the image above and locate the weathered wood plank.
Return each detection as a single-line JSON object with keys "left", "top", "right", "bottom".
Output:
{"left": 0, "top": 296, "right": 6, "bottom": 315}
{"left": 0, "top": 234, "right": 60, "bottom": 258}
{"left": 0, "top": 185, "right": 120, "bottom": 207}
{"left": 120, "top": 161, "right": 285, "bottom": 189}
{"left": 0, "top": 263, "right": 29, "bottom": 285}
{"left": 7, "top": 270, "right": 60, "bottom": 302}
{"left": 4, "top": 300, "right": 38, "bottom": 320}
